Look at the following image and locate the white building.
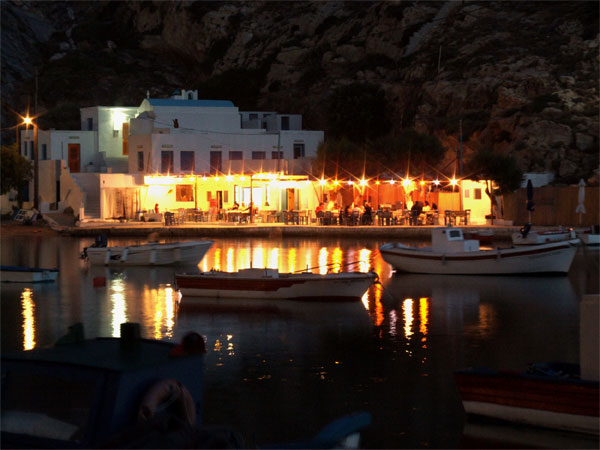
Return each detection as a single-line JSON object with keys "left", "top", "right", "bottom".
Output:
{"left": 16, "top": 89, "right": 324, "bottom": 220}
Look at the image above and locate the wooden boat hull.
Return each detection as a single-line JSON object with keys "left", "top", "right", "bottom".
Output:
{"left": 1, "top": 266, "right": 58, "bottom": 283}
{"left": 455, "top": 368, "right": 599, "bottom": 435}
{"left": 86, "top": 241, "right": 213, "bottom": 266}
{"left": 176, "top": 270, "right": 377, "bottom": 301}
{"left": 379, "top": 239, "right": 579, "bottom": 275}
{"left": 512, "top": 229, "right": 576, "bottom": 245}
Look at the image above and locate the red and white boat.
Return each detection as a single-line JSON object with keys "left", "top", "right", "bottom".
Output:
{"left": 175, "top": 268, "right": 377, "bottom": 302}
{"left": 380, "top": 227, "right": 579, "bottom": 275}
{"left": 455, "top": 363, "right": 599, "bottom": 435}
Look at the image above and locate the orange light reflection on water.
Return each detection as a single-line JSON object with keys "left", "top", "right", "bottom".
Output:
{"left": 110, "top": 278, "right": 127, "bottom": 337}
{"left": 403, "top": 298, "right": 414, "bottom": 341}
{"left": 21, "top": 288, "right": 35, "bottom": 350}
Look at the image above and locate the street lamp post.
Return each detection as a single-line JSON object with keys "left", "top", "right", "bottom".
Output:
{"left": 22, "top": 116, "right": 39, "bottom": 209}
{"left": 33, "top": 122, "right": 39, "bottom": 210}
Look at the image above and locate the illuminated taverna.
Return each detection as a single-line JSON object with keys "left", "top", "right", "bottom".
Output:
{"left": 18, "top": 89, "right": 324, "bottom": 220}
{"left": 17, "top": 89, "right": 494, "bottom": 224}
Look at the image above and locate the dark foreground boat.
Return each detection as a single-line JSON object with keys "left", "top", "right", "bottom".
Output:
{"left": 1, "top": 322, "right": 371, "bottom": 449}
{"left": 455, "top": 363, "right": 599, "bottom": 435}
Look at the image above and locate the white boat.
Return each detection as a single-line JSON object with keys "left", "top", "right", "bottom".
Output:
{"left": 175, "top": 268, "right": 378, "bottom": 301}
{"left": 578, "top": 233, "right": 600, "bottom": 247}
{"left": 512, "top": 225, "right": 576, "bottom": 245}
{"left": 379, "top": 227, "right": 579, "bottom": 275}
{"left": 577, "top": 226, "right": 600, "bottom": 247}
{"left": 83, "top": 240, "right": 213, "bottom": 266}
{"left": 1, "top": 266, "right": 59, "bottom": 283}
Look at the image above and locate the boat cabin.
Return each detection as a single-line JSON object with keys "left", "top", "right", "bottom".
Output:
{"left": 431, "top": 227, "right": 480, "bottom": 253}
{"left": 1, "top": 323, "right": 204, "bottom": 448}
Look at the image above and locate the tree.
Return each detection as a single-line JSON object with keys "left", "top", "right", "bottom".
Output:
{"left": 1, "top": 143, "right": 33, "bottom": 202}
{"left": 467, "top": 148, "right": 523, "bottom": 194}
{"left": 467, "top": 148, "right": 523, "bottom": 220}
{"left": 325, "top": 82, "right": 391, "bottom": 142}
{"left": 369, "top": 130, "right": 446, "bottom": 175}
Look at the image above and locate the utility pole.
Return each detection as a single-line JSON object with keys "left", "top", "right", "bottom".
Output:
{"left": 33, "top": 68, "right": 39, "bottom": 209}
{"left": 458, "top": 119, "right": 463, "bottom": 176}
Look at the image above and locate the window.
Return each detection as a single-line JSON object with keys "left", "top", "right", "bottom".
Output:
{"left": 293, "top": 143, "right": 305, "bottom": 159}
{"left": 209, "top": 151, "right": 222, "bottom": 175}
{"left": 249, "top": 113, "right": 258, "bottom": 120}
{"left": 113, "top": 130, "right": 119, "bottom": 138}
{"left": 252, "top": 151, "right": 266, "bottom": 160}
{"left": 176, "top": 185, "right": 194, "bottom": 202}
{"left": 234, "top": 185, "right": 240, "bottom": 203}
{"left": 30, "top": 141, "right": 34, "bottom": 159}
{"left": 229, "top": 151, "right": 243, "bottom": 160}
{"left": 87, "top": 118, "right": 93, "bottom": 130}
{"left": 464, "top": 190, "right": 470, "bottom": 198}
{"left": 22, "top": 142, "right": 26, "bottom": 156}
{"left": 41, "top": 144, "right": 47, "bottom": 160}
{"left": 180, "top": 151, "right": 195, "bottom": 172}
{"left": 161, "top": 151, "right": 174, "bottom": 174}
{"left": 474, "top": 188, "right": 482, "bottom": 200}
{"left": 271, "top": 151, "right": 283, "bottom": 159}
{"left": 137, "top": 152, "right": 144, "bottom": 171}
{"left": 281, "top": 116, "right": 289, "bottom": 130}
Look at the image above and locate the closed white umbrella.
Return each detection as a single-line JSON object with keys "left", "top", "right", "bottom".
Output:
{"left": 576, "top": 179, "right": 586, "bottom": 224}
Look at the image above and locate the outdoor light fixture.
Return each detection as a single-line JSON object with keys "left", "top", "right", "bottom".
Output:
{"left": 226, "top": 175, "right": 233, "bottom": 182}
{"left": 319, "top": 178, "right": 326, "bottom": 186}
{"left": 450, "top": 178, "right": 458, "bottom": 186}
{"left": 347, "top": 180, "right": 354, "bottom": 185}
{"left": 390, "top": 180, "right": 395, "bottom": 185}
{"left": 402, "top": 179, "right": 411, "bottom": 188}
{"left": 434, "top": 179, "right": 440, "bottom": 185}
{"left": 360, "top": 179, "right": 367, "bottom": 186}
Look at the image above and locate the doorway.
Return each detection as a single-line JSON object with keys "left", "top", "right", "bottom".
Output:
{"left": 68, "top": 144, "right": 81, "bottom": 173}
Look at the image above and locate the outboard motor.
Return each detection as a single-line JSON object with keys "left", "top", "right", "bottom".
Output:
{"left": 520, "top": 222, "right": 532, "bottom": 238}
{"left": 81, "top": 234, "right": 108, "bottom": 259}
{"left": 93, "top": 234, "right": 108, "bottom": 248}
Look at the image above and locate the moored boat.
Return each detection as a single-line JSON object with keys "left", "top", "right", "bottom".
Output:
{"left": 455, "top": 363, "right": 599, "bottom": 435}
{"left": 577, "top": 226, "right": 600, "bottom": 247}
{"left": 379, "top": 227, "right": 579, "bottom": 275}
{"left": 175, "top": 268, "right": 378, "bottom": 301}
{"left": 512, "top": 225, "right": 576, "bottom": 245}
{"left": 0, "top": 266, "right": 58, "bottom": 283}
{"left": 82, "top": 238, "right": 213, "bottom": 266}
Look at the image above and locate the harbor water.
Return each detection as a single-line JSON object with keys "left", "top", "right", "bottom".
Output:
{"left": 1, "top": 233, "right": 598, "bottom": 448}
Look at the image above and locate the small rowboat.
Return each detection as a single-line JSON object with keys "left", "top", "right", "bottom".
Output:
{"left": 380, "top": 227, "right": 579, "bottom": 275}
{"left": 1, "top": 266, "right": 58, "bottom": 283}
{"left": 175, "top": 268, "right": 378, "bottom": 302}
{"left": 83, "top": 240, "right": 213, "bottom": 266}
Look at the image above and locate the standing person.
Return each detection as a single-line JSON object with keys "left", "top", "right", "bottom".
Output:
{"left": 154, "top": 203, "right": 159, "bottom": 214}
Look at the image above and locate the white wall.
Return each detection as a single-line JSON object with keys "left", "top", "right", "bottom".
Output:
{"left": 460, "top": 180, "right": 492, "bottom": 225}
{"left": 128, "top": 130, "right": 323, "bottom": 175}
{"left": 21, "top": 129, "right": 96, "bottom": 169}
{"left": 136, "top": 100, "right": 241, "bottom": 133}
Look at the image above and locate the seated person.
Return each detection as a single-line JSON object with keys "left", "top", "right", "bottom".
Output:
{"left": 431, "top": 203, "right": 438, "bottom": 210}
{"left": 231, "top": 201, "right": 239, "bottom": 210}
{"left": 316, "top": 202, "right": 325, "bottom": 215}
{"left": 423, "top": 201, "right": 431, "bottom": 212}
{"left": 361, "top": 203, "right": 373, "bottom": 225}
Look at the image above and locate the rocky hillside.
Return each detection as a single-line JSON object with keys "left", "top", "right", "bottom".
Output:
{"left": 2, "top": 0, "right": 598, "bottom": 184}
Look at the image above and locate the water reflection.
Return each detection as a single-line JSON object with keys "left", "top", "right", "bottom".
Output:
{"left": 382, "top": 273, "right": 581, "bottom": 367}
{"left": 20, "top": 288, "right": 35, "bottom": 350}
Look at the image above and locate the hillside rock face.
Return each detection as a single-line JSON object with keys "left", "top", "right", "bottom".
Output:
{"left": 2, "top": 0, "right": 598, "bottom": 183}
